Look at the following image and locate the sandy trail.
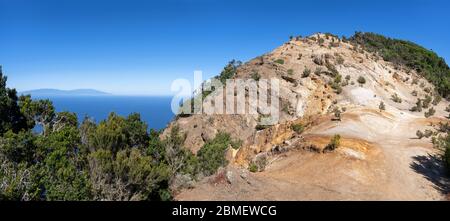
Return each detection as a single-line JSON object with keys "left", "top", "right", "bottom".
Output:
{"left": 309, "top": 109, "right": 448, "bottom": 200}
{"left": 176, "top": 108, "right": 449, "bottom": 201}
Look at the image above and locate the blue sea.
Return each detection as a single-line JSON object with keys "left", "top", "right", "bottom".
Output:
{"left": 34, "top": 96, "right": 176, "bottom": 130}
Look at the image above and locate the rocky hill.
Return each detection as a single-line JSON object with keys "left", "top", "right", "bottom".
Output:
{"left": 166, "top": 33, "right": 450, "bottom": 200}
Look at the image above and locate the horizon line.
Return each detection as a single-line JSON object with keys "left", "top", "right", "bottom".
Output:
{"left": 19, "top": 88, "right": 176, "bottom": 97}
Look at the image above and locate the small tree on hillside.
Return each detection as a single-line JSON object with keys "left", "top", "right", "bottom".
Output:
{"left": 410, "top": 99, "right": 423, "bottom": 112}
{"left": 416, "top": 130, "right": 424, "bottom": 139}
{"left": 357, "top": 76, "right": 366, "bottom": 85}
{"left": 424, "top": 107, "right": 436, "bottom": 118}
{"left": 391, "top": 93, "right": 402, "bottom": 103}
{"left": 302, "top": 68, "right": 311, "bottom": 78}
{"left": 324, "top": 134, "right": 341, "bottom": 152}
{"left": 333, "top": 107, "right": 342, "bottom": 121}
{"left": 379, "top": 101, "right": 386, "bottom": 111}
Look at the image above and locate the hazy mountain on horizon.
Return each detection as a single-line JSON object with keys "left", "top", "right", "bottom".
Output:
{"left": 20, "top": 88, "right": 111, "bottom": 96}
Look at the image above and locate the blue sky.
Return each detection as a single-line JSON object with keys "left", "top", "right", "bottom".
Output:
{"left": 1, "top": 0, "right": 449, "bottom": 95}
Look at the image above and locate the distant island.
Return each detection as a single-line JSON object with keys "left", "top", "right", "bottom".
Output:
{"left": 20, "top": 89, "right": 111, "bottom": 97}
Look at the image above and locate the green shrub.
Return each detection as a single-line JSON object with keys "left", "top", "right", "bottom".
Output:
{"left": 314, "top": 67, "right": 322, "bottom": 75}
{"left": 422, "top": 95, "right": 432, "bottom": 108}
{"left": 217, "top": 60, "right": 241, "bottom": 84}
{"left": 432, "top": 130, "right": 450, "bottom": 172}
{"left": 253, "top": 155, "right": 267, "bottom": 172}
{"left": 318, "top": 38, "right": 325, "bottom": 45}
{"left": 333, "top": 107, "right": 342, "bottom": 121}
{"left": 410, "top": 99, "right": 423, "bottom": 112}
{"left": 334, "top": 74, "right": 342, "bottom": 84}
{"left": 423, "top": 129, "right": 434, "bottom": 138}
{"left": 335, "top": 86, "right": 343, "bottom": 94}
{"left": 416, "top": 130, "right": 424, "bottom": 139}
{"left": 230, "top": 139, "right": 243, "bottom": 150}
{"left": 282, "top": 103, "right": 289, "bottom": 114}
{"left": 287, "top": 69, "right": 294, "bottom": 75}
{"left": 274, "top": 59, "right": 285, "bottom": 65}
{"left": 302, "top": 68, "right": 311, "bottom": 78}
{"left": 391, "top": 93, "right": 402, "bottom": 103}
{"left": 357, "top": 76, "right": 366, "bottom": 85}
{"left": 249, "top": 163, "right": 258, "bottom": 173}
{"left": 432, "top": 95, "right": 441, "bottom": 105}
{"left": 325, "top": 62, "right": 339, "bottom": 77}
{"left": 291, "top": 123, "right": 304, "bottom": 134}
{"left": 197, "top": 132, "right": 232, "bottom": 176}
{"left": 251, "top": 72, "right": 261, "bottom": 81}
{"left": 424, "top": 107, "right": 436, "bottom": 118}
{"left": 324, "top": 134, "right": 341, "bottom": 152}
{"left": 329, "top": 81, "right": 342, "bottom": 94}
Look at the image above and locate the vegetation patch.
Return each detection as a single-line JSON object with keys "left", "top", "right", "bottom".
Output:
{"left": 350, "top": 32, "right": 450, "bottom": 99}
{"left": 274, "top": 59, "right": 285, "bottom": 65}
{"left": 324, "top": 134, "right": 341, "bottom": 152}
{"left": 197, "top": 132, "right": 233, "bottom": 176}
{"left": 291, "top": 123, "right": 304, "bottom": 134}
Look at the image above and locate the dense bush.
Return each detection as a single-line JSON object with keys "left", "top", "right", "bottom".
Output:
{"left": 433, "top": 130, "right": 450, "bottom": 173}
{"left": 0, "top": 68, "right": 234, "bottom": 201}
{"left": 0, "top": 67, "right": 30, "bottom": 135}
{"left": 350, "top": 32, "right": 450, "bottom": 98}
{"left": 329, "top": 81, "right": 342, "bottom": 94}
{"left": 291, "top": 123, "right": 304, "bottom": 134}
{"left": 197, "top": 132, "right": 232, "bottom": 176}
{"left": 325, "top": 62, "right": 339, "bottom": 77}
{"left": 424, "top": 107, "right": 436, "bottom": 118}
{"left": 422, "top": 95, "right": 432, "bottom": 108}
{"left": 217, "top": 60, "right": 241, "bottom": 84}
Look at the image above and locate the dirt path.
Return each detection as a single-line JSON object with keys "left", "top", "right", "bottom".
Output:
{"left": 300, "top": 108, "right": 448, "bottom": 200}
{"left": 176, "top": 108, "right": 449, "bottom": 201}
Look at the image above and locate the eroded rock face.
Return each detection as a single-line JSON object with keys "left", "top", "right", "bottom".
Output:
{"left": 170, "top": 33, "right": 450, "bottom": 201}
{"left": 165, "top": 33, "right": 436, "bottom": 158}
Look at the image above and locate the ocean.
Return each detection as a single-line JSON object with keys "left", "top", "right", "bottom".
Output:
{"left": 34, "top": 96, "right": 176, "bottom": 130}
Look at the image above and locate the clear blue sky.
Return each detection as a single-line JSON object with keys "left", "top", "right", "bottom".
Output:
{"left": 1, "top": 0, "right": 449, "bottom": 95}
